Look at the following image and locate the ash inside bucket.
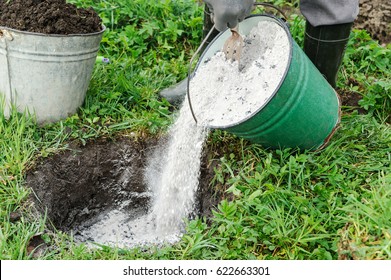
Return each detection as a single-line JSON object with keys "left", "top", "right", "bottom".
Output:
{"left": 190, "top": 19, "right": 290, "bottom": 127}
{"left": 27, "top": 137, "right": 218, "bottom": 247}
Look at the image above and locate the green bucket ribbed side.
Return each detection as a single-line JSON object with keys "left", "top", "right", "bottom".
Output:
{"left": 225, "top": 39, "right": 340, "bottom": 150}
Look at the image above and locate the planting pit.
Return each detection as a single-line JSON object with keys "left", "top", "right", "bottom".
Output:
{"left": 26, "top": 137, "right": 219, "bottom": 247}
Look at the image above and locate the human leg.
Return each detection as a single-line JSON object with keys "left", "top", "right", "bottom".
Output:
{"left": 300, "top": 0, "right": 359, "bottom": 87}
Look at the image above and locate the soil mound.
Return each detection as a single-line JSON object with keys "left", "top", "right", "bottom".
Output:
{"left": 0, "top": 0, "right": 102, "bottom": 34}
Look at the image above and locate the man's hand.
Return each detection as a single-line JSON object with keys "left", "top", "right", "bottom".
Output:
{"left": 204, "top": 0, "right": 255, "bottom": 31}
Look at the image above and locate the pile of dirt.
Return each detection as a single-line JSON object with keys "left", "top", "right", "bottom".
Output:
{"left": 355, "top": 0, "right": 391, "bottom": 45}
{"left": 0, "top": 0, "right": 102, "bottom": 34}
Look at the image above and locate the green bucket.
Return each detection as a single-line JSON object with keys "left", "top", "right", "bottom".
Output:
{"left": 191, "top": 15, "right": 340, "bottom": 150}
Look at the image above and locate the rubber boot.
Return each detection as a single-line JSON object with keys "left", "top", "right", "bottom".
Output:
{"left": 303, "top": 21, "right": 353, "bottom": 88}
{"left": 159, "top": 5, "right": 219, "bottom": 105}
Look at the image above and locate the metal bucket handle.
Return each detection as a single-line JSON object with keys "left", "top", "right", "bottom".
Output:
{"left": 254, "top": 2, "right": 288, "bottom": 22}
{"left": 186, "top": 25, "right": 216, "bottom": 124}
{"left": 186, "top": 3, "right": 288, "bottom": 124}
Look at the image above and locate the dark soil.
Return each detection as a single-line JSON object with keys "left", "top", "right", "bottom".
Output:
{"left": 0, "top": 0, "right": 102, "bottom": 34}
{"left": 355, "top": 0, "right": 391, "bottom": 45}
{"left": 26, "top": 137, "right": 220, "bottom": 233}
{"left": 27, "top": 137, "right": 152, "bottom": 231}
{"left": 338, "top": 89, "right": 367, "bottom": 115}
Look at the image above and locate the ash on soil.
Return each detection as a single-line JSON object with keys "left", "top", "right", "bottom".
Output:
{"left": 0, "top": 0, "right": 102, "bottom": 34}
{"left": 26, "top": 137, "right": 219, "bottom": 235}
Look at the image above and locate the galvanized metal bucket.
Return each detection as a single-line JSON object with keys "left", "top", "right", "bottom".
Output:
{"left": 0, "top": 26, "right": 105, "bottom": 124}
{"left": 190, "top": 15, "right": 340, "bottom": 150}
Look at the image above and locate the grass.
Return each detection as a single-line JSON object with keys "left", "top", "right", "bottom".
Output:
{"left": 0, "top": 0, "right": 390, "bottom": 260}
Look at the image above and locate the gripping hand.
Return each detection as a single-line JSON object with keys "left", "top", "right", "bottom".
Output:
{"left": 204, "top": 0, "right": 255, "bottom": 31}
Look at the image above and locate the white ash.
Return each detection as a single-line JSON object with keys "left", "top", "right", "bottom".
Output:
{"left": 146, "top": 99, "right": 209, "bottom": 238}
{"left": 73, "top": 208, "right": 182, "bottom": 248}
{"left": 74, "top": 100, "right": 209, "bottom": 249}
{"left": 190, "top": 20, "right": 290, "bottom": 127}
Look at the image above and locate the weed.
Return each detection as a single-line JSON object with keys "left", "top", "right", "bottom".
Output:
{"left": 343, "top": 30, "right": 391, "bottom": 120}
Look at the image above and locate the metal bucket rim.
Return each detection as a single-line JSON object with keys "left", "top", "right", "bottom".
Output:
{"left": 0, "top": 25, "right": 106, "bottom": 37}
{"left": 193, "top": 14, "right": 293, "bottom": 130}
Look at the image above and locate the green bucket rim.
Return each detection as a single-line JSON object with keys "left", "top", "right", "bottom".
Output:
{"left": 191, "top": 14, "right": 293, "bottom": 130}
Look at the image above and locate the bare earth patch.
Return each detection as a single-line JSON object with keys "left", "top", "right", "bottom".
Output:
{"left": 26, "top": 137, "right": 219, "bottom": 246}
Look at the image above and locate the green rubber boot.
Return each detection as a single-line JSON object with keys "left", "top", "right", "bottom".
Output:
{"left": 303, "top": 21, "right": 353, "bottom": 88}
{"left": 159, "top": 5, "right": 219, "bottom": 105}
